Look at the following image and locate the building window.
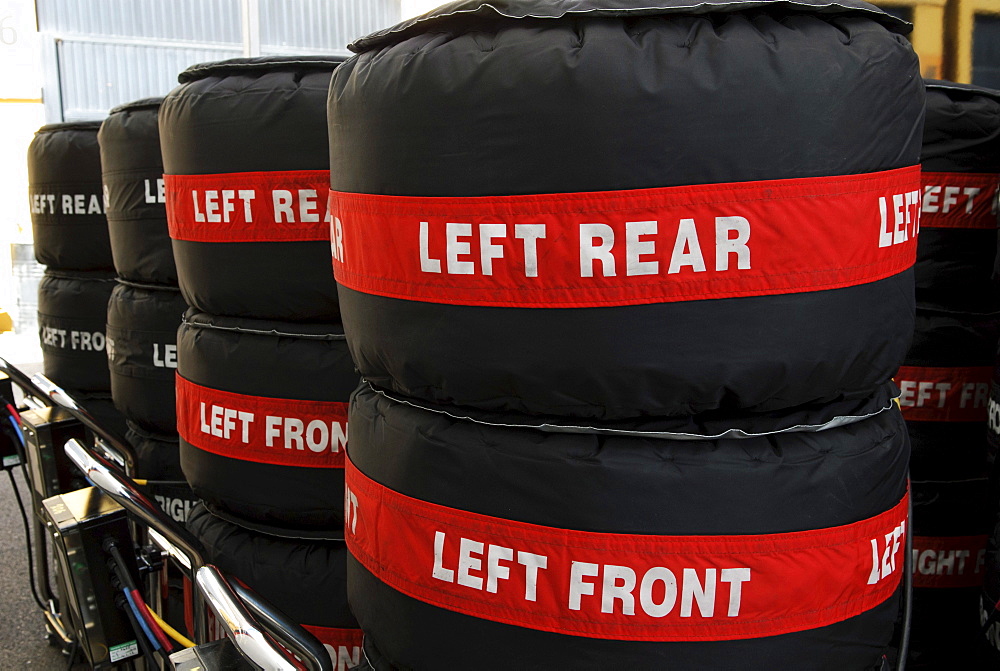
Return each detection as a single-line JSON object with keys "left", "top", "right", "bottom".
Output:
{"left": 973, "top": 14, "right": 1000, "bottom": 88}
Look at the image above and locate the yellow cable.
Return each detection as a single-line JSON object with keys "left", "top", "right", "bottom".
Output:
{"left": 148, "top": 608, "right": 196, "bottom": 648}
{"left": 128, "top": 478, "right": 194, "bottom": 649}
{"left": 133, "top": 479, "right": 147, "bottom": 485}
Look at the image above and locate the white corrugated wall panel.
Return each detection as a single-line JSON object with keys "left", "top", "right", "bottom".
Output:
{"left": 36, "top": 0, "right": 402, "bottom": 121}
{"left": 56, "top": 40, "right": 240, "bottom": 121}
{"left": 260, "top": 0, "right": 400, "bottom": 54}
{"left": 37, "top": 0, "right": 243, "bottom": 44}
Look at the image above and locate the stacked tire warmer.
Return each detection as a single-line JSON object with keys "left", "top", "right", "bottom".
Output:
{"left": 27, "top": 121, "right": 124, "bottom": 435}
{"left": 897, "top": 80, "right": 1000, "bottom": 668}
{"left": 159, "top": 56, "right": 362, "bottom": 664}
{"left": 901, "top": 311, "right": 997, "bottom": 667}
{"left": 329, "top": 1, "right": 922, "bottom": 668}
{"left": 946, "top": 82, "right": 1000, "bottom": 664}
{"left": 99, "top": 98, "right": 195, "bottom": 524}
{"left": 187, "top": 503, "right": 362, "bottom": 666}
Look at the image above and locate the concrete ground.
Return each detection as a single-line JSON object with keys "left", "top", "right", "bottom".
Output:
{"left": 0, "top": 466, "right": 76, "bottom": 670}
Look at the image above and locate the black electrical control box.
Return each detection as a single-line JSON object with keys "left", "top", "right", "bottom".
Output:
{"left": 20, "top": 406, "right": 86, "bottom": 503}
{"left": 43, "top": 487, "right": 141, "bottom": 669}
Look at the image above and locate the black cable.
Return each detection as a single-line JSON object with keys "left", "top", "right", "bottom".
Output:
{"left": 106, "top": 542, "right": 138, "bottom": 593}
{"left": 896, "top": 483, "right": 913, "bottom": 671}
{"left": 64, "top": 638, "right": 78, "bottom": 671}
{"left": 6, "top": 468, "right": 47, "bottom": 611}
{"left": 106, "top": 542, "right": 164, "bottom": 664}
{"left": 114, "top": 590, "right": 157, "bottom": 668}
{"left": 107, "top": 541, "right": 174, "bottom": 656}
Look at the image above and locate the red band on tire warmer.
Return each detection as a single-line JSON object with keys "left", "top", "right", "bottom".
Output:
{"left": 912, "top": 535, "right": 989, "bottom": 589}
{"left": 175, "top": 375, "right": 347, "bottom": 468}
{"left": 165, "top": 170, "right": 331, "bottom": 242}
{"left": 329, "top": 166, "right": 921, "bottom": 309}
{"left": 301, "top": 625, "right": 364, "bottom": 670}
{"left": 344, "top": 458, "right": 908, "bottom": 642}
{"left": 920, "top": 172, "right": 1000, "bottom": 229}
{"left": 895, "top": 366, "right": 993, "bottom": 422}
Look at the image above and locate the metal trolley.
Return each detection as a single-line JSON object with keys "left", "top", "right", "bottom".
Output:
{"left": 0, "top": 356, "right": 334, "bottom": 671}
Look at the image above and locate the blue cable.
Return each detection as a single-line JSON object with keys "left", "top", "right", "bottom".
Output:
{"left": 7, "top": 415, "right": 24, "bottom": 446}
{"left": 123, "top": 588, "right": 161, "bottom": 652}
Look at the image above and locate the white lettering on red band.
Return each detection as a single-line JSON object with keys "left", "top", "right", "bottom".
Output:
{"left": 911, "top": 536, "right": 989, "bottom": 589}
{"left": 345, "top": 458, "right": 908, "bottom": 642}
{"left": 920, "top": 172, "right": 1000, "bottom": 229}
{"left": 175, "top": 374, "right": 347, "bottom": 468}
{"left": 895, "top": 366, "right": 993, "bottom": 422}
{"left": 300, "top": 626, "right": 363, "bottom": 671}
{"left": 165, "top": 170, "right": 332, "bottom": 243}
{"left": 329, "top": 166, "right": 921, "bottom": 309}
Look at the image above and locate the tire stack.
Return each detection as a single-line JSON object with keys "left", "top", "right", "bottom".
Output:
{"left": 159, "top": 57, "right": 362, "bottom": 665}
{"left": 27, "top": 121, "right": 125, "bottom": 435}
{"left": 947, "top": 82, "right": 1000, "bottom": 666}
{"left": 329, "top": 1, "right": 922, "bottom": 668}
{"left": 99, "top": 97, "right": 196, "bottom": 523}
{"left": 901, "top": 80, "right": 1000, "bottom": 668}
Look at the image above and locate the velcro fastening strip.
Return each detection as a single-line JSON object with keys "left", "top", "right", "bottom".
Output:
{"left": 895, "top": 365, "right": 993, "bottom": 422}
{"left": 344, "top": 458, "right": 908, "bottom": 642}
{"left": 175, "top": 375, "right": 347, "bottom": 468}
{"left": 165, "top": 170, "right": 332, "bottom": 242}
{"left": 329, "top": 166, "right": 921, "bottom": 308}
